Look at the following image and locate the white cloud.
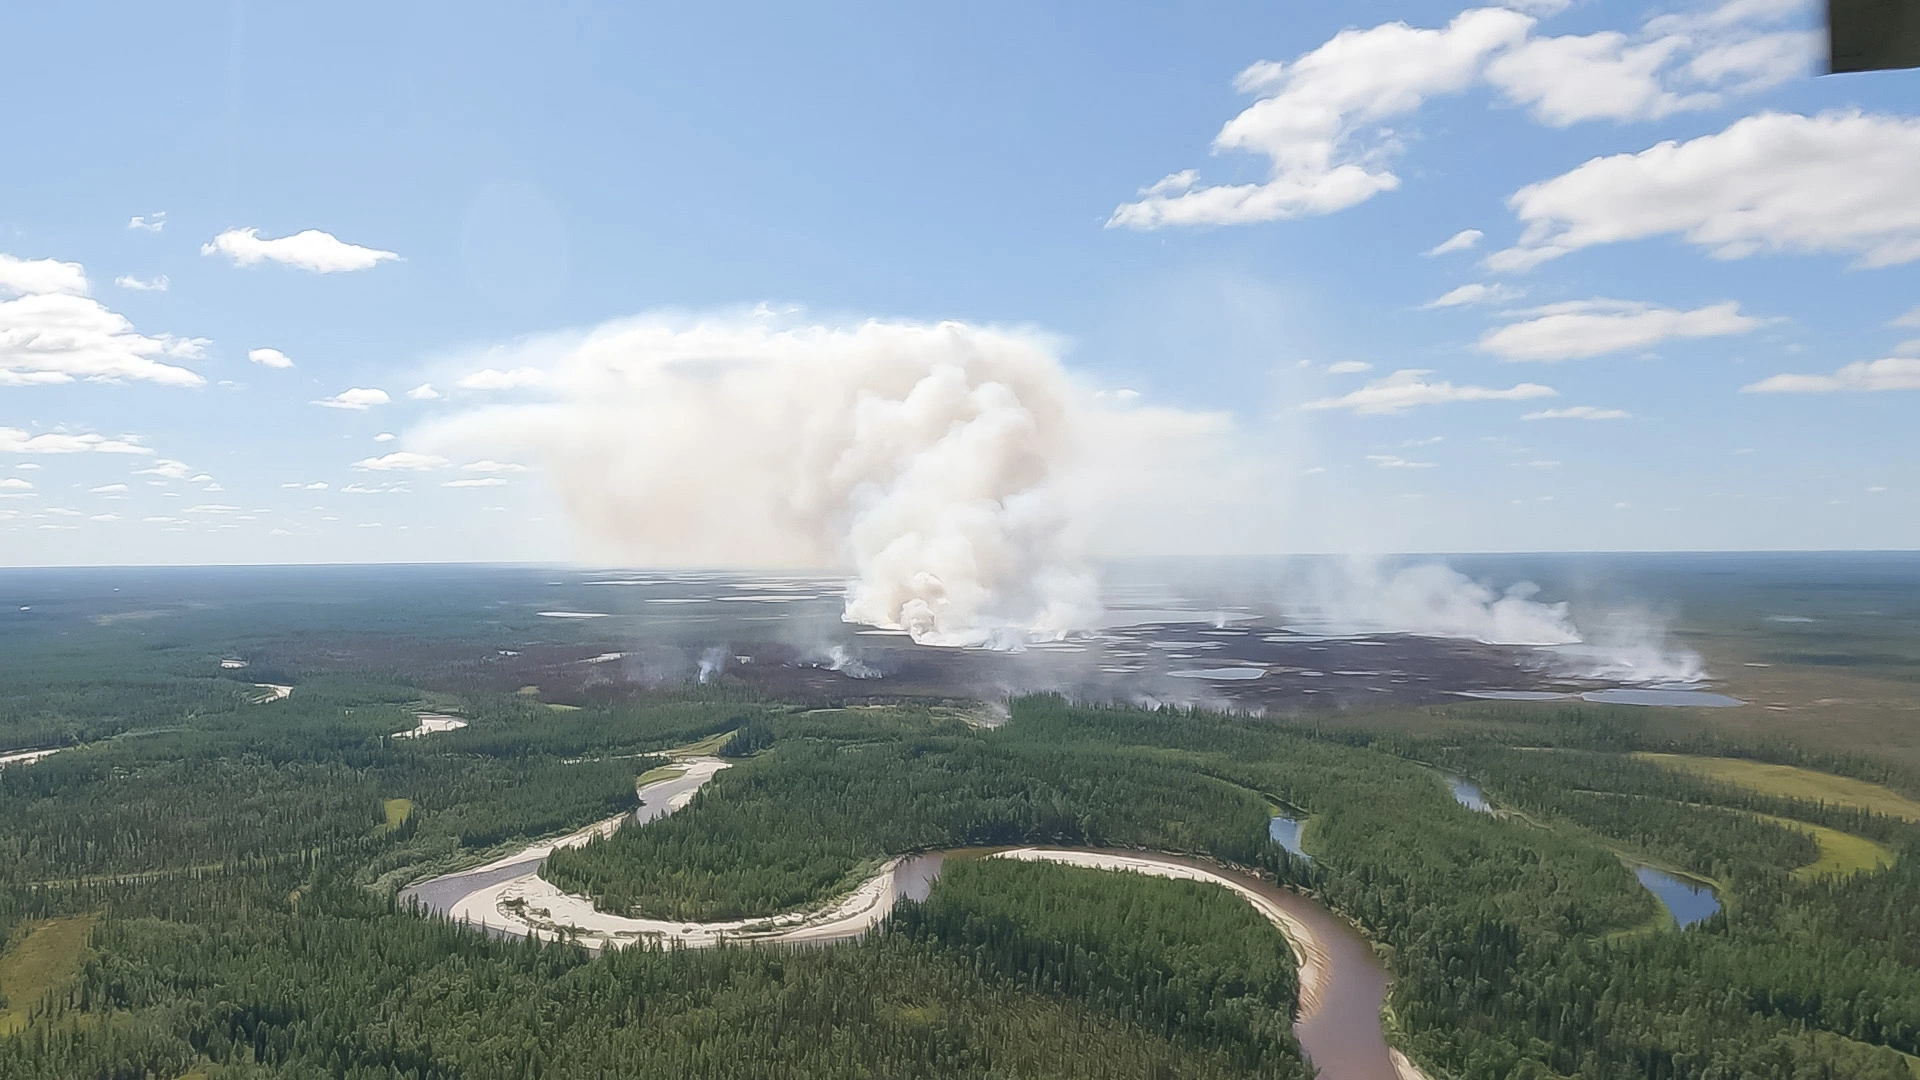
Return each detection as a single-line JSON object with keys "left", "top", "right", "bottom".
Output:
{"left": 457, "top": 367, "right": 545, "bottom": 391}
{"left": 1480, "top": 299, "right": 1761, "bottom": 360}
{"left": 1893, "top": 306, "right": 1920, "bottom": 329}
{"left": 1302, "top": 368, "right": 1556, "bottom": 414}
{"left": 1111, "top": 1, "right": 1811, "bottom": 232}
{"left": 201, "top": 228, "right": 399, "bottom": 273}
{"left": 114, "top": 274, "right": 169, "bottom": 292}
{"left": 340, "top": 483, "right": 410, "bottom": 495}
{"left": 0, "top": 255, "right": 89, "bottom": 298}
{"left": 1742, "top": 357, "right": 1920, "bottom": 393}
{"left": 443, "top": 476, "right": 509, "bottom": 487}
{"left": 461, "top": 459, "right": 528, "bottom": 473}
{"left": 1327, "top": 360, "right": 1373, "bottom": 375}
{"left": 351, "top": 451, "right": 448, "bottom": 472}
{"left": 406, "top": 383, "right": 441, "bottom": 401}
{"left": 135, "top": 459, "right": 196, "bottom": 481}
{"left": 1504, "top": 0, "right": 1571, "bottom": 13}
{"left": 0, "top": 477, "right": 32, "bottom": 490}
{"left": 1425, "top": 229, "right": 1484, "bottom": 256}
{"left": 248, "top": 347, "right": 295, "bottom": 369}
{"left": 373, "top": 432, "right": 397, "bottom": 442}
{"left": 1422, "top": 282, "right": 1521, "bottom": 309}
{"left": 184, "top": 503, "right": 241, "bottom": 514}
{"left": 312, "top": 387, "right": 391, "bottom": 410}
{"left": 0, "top": 428, "right": 153, "bottom": 455}
{"left": 1108, "top": 8, "right": 1535, "bottom": 229}
{"left": 1524, "top": 405, "right": 1632, "bottom": 420}
{"left": 143, "top": 515, "right": 187, "bottom": 525}
{"left": 1489, "top": 0, "right": 1814, "bottom": 126}
{"left": 90, "top": 512, "right": 118, "bottom": 522}
{"left": 127, "top": 213, "right": 166, "bottom": 233}
{"left": 90, "top": 483, "right": 130, "bottom": 495}
{"left": 1686, "top": 29, "right": 1820, "bottom": 92}
{"left": 1367, "top": 454, "right": 1436, "bottom": 468}
{"left": 1487, "top": 32, "right": 1711, "bottom": 125}
{"left": 1493, "top": 112, "right": 1920, "bottom": 271}
{"left": 0, "top": 257, "right": 206, "bottom": 387}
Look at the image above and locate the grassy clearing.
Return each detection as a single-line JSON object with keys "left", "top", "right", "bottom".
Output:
{"left": 673, "top": 729, "right": 736, "bottom": 757}
{"left": 380, "top": 798, "right": 413, "bottom": 832}
{"left": 1633, "top": 753, "right": 1920, "bottom": 821}
{"left": 636, "top": 765, "right": 688, "bottom": 787}
{"left": 0, "top": 914, "right": 99, "bottom": 1035}
{"left": 1746, "top": 811, "right": 1896, "bottom": 879}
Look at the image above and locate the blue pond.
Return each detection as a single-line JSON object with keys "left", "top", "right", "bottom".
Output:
{"left": 1269, "top": 815, "right": 1311, "bottom": 862}
{"left": 1581, "top": 689, "right": 1744, "bottom": 708}
{"left": 1634, "top": 866, "right": 1721, "bottom": 928}
{"left": 1448, "top": 776, "right": 1492, "bottom": 813}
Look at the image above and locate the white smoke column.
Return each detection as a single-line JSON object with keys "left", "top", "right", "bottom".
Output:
{"left": 418, "top": 313, "right": 1104, "bottom": 647}
{"left": 1281, "top": 557, "right": 1707, "bottom": 683}
{"left": 1287, "top": 558, "right": 1581, "bottom": 645}
{"left": 696, "top": 647, "right": 729, "bottom": 684}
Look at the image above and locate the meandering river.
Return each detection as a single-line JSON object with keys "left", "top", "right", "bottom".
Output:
{"left": 402, "top": 760, "right": 1425, "bottom": 1080}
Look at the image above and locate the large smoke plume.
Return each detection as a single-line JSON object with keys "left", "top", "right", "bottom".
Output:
{"left": 419, "top": 313, "right": 1115, "bottom": 647}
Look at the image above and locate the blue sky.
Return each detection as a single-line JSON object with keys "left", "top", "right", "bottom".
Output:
{"left": 2, "top": 0, "right": 1915, "bottom": 567}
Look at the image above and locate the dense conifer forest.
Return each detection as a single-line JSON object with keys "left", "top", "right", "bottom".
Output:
{"left": 6, "top": 602, "right": 1920, "bottom": 1079}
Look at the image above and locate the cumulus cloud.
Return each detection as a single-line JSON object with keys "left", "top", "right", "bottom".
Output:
{"left": 373, "top": 432, "right": 397, "bottom": 442}
{"left": 135, "top": 458, "right": 196, "bottom": 481}
{"left": 457, "top": 367, "right": 544, "bottom": 391}
{"left": 443, "top": 476, "right": 508, "bottom": 488}
{"left": 0, "top": 256, "right": 206, "bottom": 387}
{"left": 1488, "top": 32, "right": 1709, "bottom": 125}
{"left": 1524, "top": 405, "right": 1632, "bottom": 419}
{"left": 114, "top": 274, "right": 169, "bottom": 292}
{"left": 351, "top": 451, "right": 448, "bottom": 471}
{"left": 1488, "top": 0, "right": 1815, "bottom": 125}
{"left": 1327, "top": 360, "right": 1373, "bottom": 374}
{"left": 1367, "top": 454, "right": 1436, "bottom": 468}
{"left": 201, "top": 228, "right": 399, "bottom": 273}
{"left": 1742, "top": 357, "right": 1920, "bottom": 393}
{"left": 1426, "top": 229, "right": 1484, "bottom": 255}
{"left": 1493, "top": 111, "right": 1920, "bottom": 271}
{"left": 248, "top": 347, "right": 295, "bottom": 369}
{"left": 461, "top": 459, "right": 527, "bottom": 473}
{"left": 1422, "top": 282, "right": 1521, "bottom": 309}
{"left": 0, "top": 477, "right": 34, "bottom": 490}
{"left": 1302, "top": 368, "right": 1555, "bottom": 414}
{"left": 1480, "top": 299, "right": 1761, "bottom": 360}
{"left": 1108, "top": 8, "right": 1534, "bottom": 229}
{"left": 90, "top": 483, "right": 130, "bottom": 495}
{"left": 406, "top": 383, "right": 441, "bottom": 401}
{"left": 127, "top": 213, "right": 166, "bottom": 233}
{"left": 1112, "top": 1, "right": 1812, "bottom": 230}
{"left": 312, "top": 387, "right": 391, "bottom": 410}
{"left": 0, "top": 255, "right": 89, "bottom": 297}
{"left": 0, "top": 428, "right": 154, "bottom": 455}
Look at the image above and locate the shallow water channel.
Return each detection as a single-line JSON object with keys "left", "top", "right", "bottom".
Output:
{"left": 1632, "top": 865, "right": 1721, "bottom": 928}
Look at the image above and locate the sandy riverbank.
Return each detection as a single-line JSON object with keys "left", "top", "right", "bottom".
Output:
{"left": 406, "top": 759, "right": 1428, "bottom": 1080}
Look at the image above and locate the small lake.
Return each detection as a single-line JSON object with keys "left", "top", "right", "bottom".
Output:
{"left": 1269, "top": 815, "right": 1312, "bottom": 862}
{"left": 1167, "top": 666, "right": 1266, "bottom": 680}
{"left": 1581, "top": 689, "right": 1744, "bottom": 707}
{"left": 1447, "top": 776, "right": 1492, "bottom": 813}
{"left": 1633, "top": 865, "right": 1721, "bottom": 928}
